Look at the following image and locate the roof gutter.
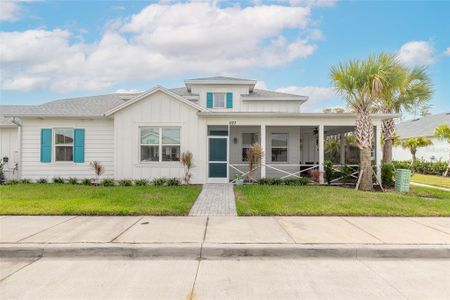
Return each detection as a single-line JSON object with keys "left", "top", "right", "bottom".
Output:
{"left": 197, "top": 112, "right": 400, "bottom": 120}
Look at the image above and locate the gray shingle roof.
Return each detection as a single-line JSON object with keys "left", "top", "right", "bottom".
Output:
{"left": 168, "top": 87, "right": 198, "bottom": 97}
{"left": 242, "top": 88, "right": 307, "bottom": 100}
{"left": 396, "top": 112, "right": 450, "bottom": 139}
{"left": 1, "top": 94, "right": 132, "bottom": 118}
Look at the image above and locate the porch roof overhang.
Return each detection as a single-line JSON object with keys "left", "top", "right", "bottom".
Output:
{"left": 197, "top": 112, "right": 399, "bottom": 120}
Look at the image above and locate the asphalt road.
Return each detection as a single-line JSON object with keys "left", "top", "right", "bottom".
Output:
{"left": 1, "top": 257, "right": 449, "bottom": 299}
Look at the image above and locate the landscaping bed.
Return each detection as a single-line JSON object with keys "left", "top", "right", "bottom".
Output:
{"left": 0, "top": 184, "right": 202, "bottom": 215}
{"left": 235, "top": 185, "right": 450, "bottom": 216}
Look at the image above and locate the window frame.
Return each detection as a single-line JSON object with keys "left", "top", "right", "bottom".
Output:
{"left": 271, "top": 133, "right": 288, "bottom": 163}
{"left": 241, "top": 132, "right": 259, "bottom": 162}
{"left": 212, "top": 93, "right": 226, "bottom": 108}
{"left": 54, "top": 128, "right": 74, "bottom": 163}
{"left": 139, "top": 126, "right": 181, "bottom": 163}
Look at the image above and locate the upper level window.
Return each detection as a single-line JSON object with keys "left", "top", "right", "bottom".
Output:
{"left": 271, "top": 133, "right": 288, "bottom": 162}
{"left": 242, "top": 133, "right": 258, "bottom": 162}
{"left": 55, "top": 128, "right": 74, "bottom": 161}
{"left": 140, "top": 127, "right": 180, "bottom": 162}
{"left": 213, "top": 93, "right": 226, "bottom": 108}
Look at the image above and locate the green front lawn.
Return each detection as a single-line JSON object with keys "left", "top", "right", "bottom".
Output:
{"left": 411, "top": 173, "right": 450, "bottom": 189}
{"left": 0, "top": 184, "right": 202, "bottom": 215}
{"left": 235, "top": 185, "right": 450, "bottom": 216}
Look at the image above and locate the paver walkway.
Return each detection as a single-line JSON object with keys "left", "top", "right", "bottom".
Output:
{"left": 189, "top": 184, "right": 237, "bottom": 216}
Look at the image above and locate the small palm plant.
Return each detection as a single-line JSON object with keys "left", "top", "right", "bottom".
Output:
{"left": 89, "top": 161, "right": 105, "bottom": 185}
{"left": 434, "top": 123, "right": 450, "bottom": 176}
{"left": 180, "top": 151, "right": 194, "bottom": 184}
{"left": 247, "top": 143, "right": 263, "bottom": 182}
{"left": 397, "top": 137, "right": 433, "bottom": 164}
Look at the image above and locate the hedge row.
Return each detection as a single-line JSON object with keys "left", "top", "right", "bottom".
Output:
{"left": 393, "top": 160, "right": 448, "bottom": 176}
{"left": 5, "top": 177, "right": 182, "bottom": 186}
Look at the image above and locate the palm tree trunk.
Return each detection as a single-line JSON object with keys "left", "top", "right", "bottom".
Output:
{"left": 356, "top": 109, "right": 374, "bottom": 191}
{"left": 411, "top": 150, "right": 417, "bottom": 164}
{"left": 381, "top": 118, "right": 395, "bottom": 164}
{"left": 444, "top": 151, "right": 450, "bottom": 177}
{"left": 383, "top": 139, "right": 393, "bottom": 164}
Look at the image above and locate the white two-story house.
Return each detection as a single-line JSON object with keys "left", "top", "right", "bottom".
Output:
{"left": 0, "top": 76, "right": 393, "bottom": 183}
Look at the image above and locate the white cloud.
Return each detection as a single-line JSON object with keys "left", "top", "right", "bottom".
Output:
{"left": 397, "top": 41, "right": 436, "bottom": 67}
{"left": 255, "top": 81, "right": 267, "bottom": 89}
{"left": 1, "top": 2, "right": 323, "bottom": 92}
{"left": 0, "top": 1, "right": 22, "bottom": 21}
{"left": 276, "top": 86, "right": 337, "bottom": 111}
{"left": 444, "top": 47, "right": 450, "bottom": 56}
{"left": 115, "top": 88, "right": 143, "bottom": 94}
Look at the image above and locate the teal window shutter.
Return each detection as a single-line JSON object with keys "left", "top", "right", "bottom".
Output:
{"left": 40, "top": 128, "right": 52, "bottom": 163}
{"left": 207, "top": 92, "right": 213, "bottom": 108}
{"left": 226, "top": 92, "right": 233, "bottom": 108}
{"left": 73, "top": 129, "right": 85, "bottom": 163}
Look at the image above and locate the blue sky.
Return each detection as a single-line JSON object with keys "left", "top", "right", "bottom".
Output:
{"left": 1, "top": 0, "right": 449, "bottom": 115}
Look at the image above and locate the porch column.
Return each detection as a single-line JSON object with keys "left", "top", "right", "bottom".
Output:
{"left": 340, "top": 133, "right": 345, "bottom": 165}
{"left": 375, "top": 124, "right": 382, "bottom": 184}
{"left": 318, "top": 124, "right": 324, "bottom": 184}
{"left": 260, "top": 124, "right": 266, "bottom": 178}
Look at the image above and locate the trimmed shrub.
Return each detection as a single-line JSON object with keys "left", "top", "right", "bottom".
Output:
{"left": 340, "top": 165, "right": 354, "bottom": 184}
{"left": 393, "top": 160, "right": 448, "bottom": 176}
{"left": 81, "top": 178, "right": 92, "bottom": 185}
{"left": 381, "top": 163, "right": 395, "bottom": 187}
{"left": 67, "top": 177, "right": 79, "bottom": 184}
{"left": 135, "top": 179, "right": 149, "bottom": 186}
{"left": 8, "top": 179, "right": 20, "bottom": 185}
{"left": 53, "top": 177, "right": 65, "bottom": 184}
{"left": 20, "top": 178, "right": 32, "bottom": 184}
{"left": 324, "top": 160, "right": 335, "bottom": 185}
{"left": 283, "top": 177, "right": 309, "bottom": 186}
{"left": 166, "top": 177, "right": 181, "bottom": 186}
{"left": 101, "top": 178, "right": 115, "bottom": 186}
{"left": 256, "top": 178, "right": 282, "bottom": 185}
{"left": 152, "top": 177, "right": 167, "bottom": 186}
{"left": 118, "top": 179, "right": 133, "bottom": 186}
{"left": 37, "top": 178, "right": 48, "bottom": 184}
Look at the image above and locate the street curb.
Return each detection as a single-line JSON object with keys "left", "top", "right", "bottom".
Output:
{"left": 1, "top": 243, "right": 449, "bottom": 259}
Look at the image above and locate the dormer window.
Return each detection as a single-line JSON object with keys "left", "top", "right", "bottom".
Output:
{"left": 213, "top": 93, "right": 226, "bottom": 108}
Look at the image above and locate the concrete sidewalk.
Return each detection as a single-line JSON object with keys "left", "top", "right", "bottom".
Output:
{"left": 1, "top": 216, "right": 449, "bottom": 258}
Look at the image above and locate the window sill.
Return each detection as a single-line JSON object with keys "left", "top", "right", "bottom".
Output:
{"left": 136, "top": 162, "right": 181, "bottom": 168}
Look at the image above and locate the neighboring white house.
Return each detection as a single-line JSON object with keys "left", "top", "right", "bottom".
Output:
{"left": 0, "top": 76, "right": 394, "bottom": 183}
{"left": 392, "top": 112, "right": 450, "bottom": 162}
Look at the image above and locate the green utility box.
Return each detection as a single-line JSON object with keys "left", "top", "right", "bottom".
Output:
{"left": 395, "top": 169, "right": 411, "bottom": 192}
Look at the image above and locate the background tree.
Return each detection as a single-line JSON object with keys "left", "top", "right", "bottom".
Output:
{"left": 397, "top": 137, "right": 433, "bottom": 164}
{"left": 434, "top": 123, "right": 450, "bottom": 176}
{"left": 378, "top": 64, "right": 432, "bottom": 164}
{"left": 331, "top": 53, "right": 396, "bottom": 191}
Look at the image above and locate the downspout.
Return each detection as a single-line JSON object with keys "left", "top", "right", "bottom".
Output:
{"left": 11, "top": 117, "right": 22, "bottom": 179}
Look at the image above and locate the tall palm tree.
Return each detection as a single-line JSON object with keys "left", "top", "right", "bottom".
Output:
{"left": 434, "top": 123, "right": 450, "bottom": 176}
{"left": 378, "top": 65, "right": 432, "bottom": 163}
{"left": 331, "top": 54, "right": 396, "bottom": 191}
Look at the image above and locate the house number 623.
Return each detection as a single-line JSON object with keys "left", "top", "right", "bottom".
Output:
{"left": 229, "top": 121, "right": 237, "bottom": 125}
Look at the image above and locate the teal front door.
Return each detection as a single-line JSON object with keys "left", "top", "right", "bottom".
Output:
{"left": 208, "top": 137, "right": 227, "bottom": 180}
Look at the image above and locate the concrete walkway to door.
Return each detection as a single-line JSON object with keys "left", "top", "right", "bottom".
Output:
{"left": 189, "top": 184, "right": 237, "bottom": 216}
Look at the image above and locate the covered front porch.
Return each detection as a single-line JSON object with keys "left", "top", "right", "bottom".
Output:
{"left": 203, "top": 114, "right": 383, "bottom": 184}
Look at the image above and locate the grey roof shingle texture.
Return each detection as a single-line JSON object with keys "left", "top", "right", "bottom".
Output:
{"left": 0, "top": 85, "right": 308, "bottom": 120}
{"left": 396, "top": 112, "right": 450, "bottom": 139}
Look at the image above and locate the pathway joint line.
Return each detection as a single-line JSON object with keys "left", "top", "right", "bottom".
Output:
{"left": 0, "top": 257, "right": 41, "bottom": 283}
{"left": 340, "top": 217, "right": 385, "bottom": 243}
{"left": 408, "top": 218, "right": 450, "bottom": 236}
{"left": 274, "top": 217, "right": 298, "bottom": 244}
{"left": 17, "top": 216, "right": 79, "bottom": 243}
{"left": 110, "top": 216, "right": 144, "bottom": 243}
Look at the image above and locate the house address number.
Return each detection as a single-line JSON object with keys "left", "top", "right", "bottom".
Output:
{"left": 229, "top": 121, "right": 237, "bottom": 125}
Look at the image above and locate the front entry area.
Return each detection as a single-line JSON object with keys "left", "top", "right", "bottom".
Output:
{"left": 208, "top": 133, "right": 228, "bottom": 183}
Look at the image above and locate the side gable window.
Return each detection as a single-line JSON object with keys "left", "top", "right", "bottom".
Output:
{"left": 55, "top": 129, "right": 74, "bottom": 162}
{"left": 140, "top": 127, "right": 180, "bottom": 162}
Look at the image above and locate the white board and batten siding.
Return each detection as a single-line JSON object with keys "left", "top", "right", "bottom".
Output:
{"left": 114, "top": 90, "right": 207, "bottom": 184}
{"left": 20, "top": 118, "right": 114, "bottom": 180}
